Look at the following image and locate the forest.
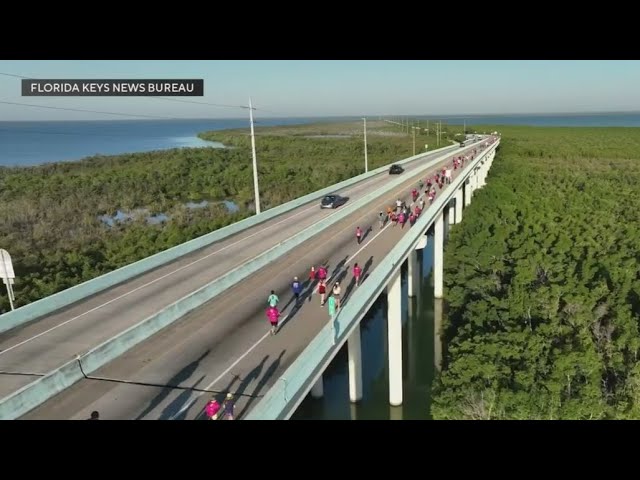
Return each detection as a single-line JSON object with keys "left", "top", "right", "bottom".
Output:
{"left": 0, "top": 120, "right": 453, "bottom": 313}
{"left": 432, "top": 126, "right": 640, "bottom": 419}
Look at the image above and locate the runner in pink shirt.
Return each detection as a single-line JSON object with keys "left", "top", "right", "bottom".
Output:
{"left": 353, "top": 263, "right": 362, "bottom": 286}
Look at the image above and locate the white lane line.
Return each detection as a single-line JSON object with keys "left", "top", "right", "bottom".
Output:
{"left": 0, "top": 150, "right": 450, "bottom": 357}
{"left": 169, "top": 162, "right": 439, "bottom": 419}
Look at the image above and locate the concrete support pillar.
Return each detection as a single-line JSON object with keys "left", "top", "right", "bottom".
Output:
{"left": 455, "top": 187, "right": 463, "bottom": 223}
{"left": 434, "top": 298, "right": 444, "bottom": 372}
{"left": 389, "top": 405, "right": 403, "bottom": 420}
{"left": 464, "top": 179, "right": 471, "bottom": 207}
{"left": 348, "top": 324, "right": 363, "bottom": 403}
{"left": 448, "top": 199, "right": 455, "bottom": 226}
{"left": 443, "top": 205, "right": 450, "bottom": 242}
{"left": 311, "top": 376, "right": 324, "bottom": 399}
{"left": 407, "top": 250, "right": 420, "bottom": 297}
{"left": 387, "top": 268, "right": 403, "bottom": 406}
{"left": 434, "top": 211, "right": 444, "bottom": 299}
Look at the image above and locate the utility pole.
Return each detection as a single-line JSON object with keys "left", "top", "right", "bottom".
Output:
{"left": 363, "top": 117, "right": 368, "bottom": 173}
{"left": 249, "top": 97, "right": 260, "bottom": 215}
{"left": 412, "top": 127, "right": 416, "bottom": 156}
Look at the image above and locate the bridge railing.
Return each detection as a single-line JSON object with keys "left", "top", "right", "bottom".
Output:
{"left": 245, "top": 139, "right": 499, "bottom": 419}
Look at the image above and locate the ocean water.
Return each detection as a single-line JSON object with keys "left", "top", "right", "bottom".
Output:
{"left": 0, "top": 117, "right": 358, "bottom": 167}
{"left": 1, "top": 113, "right": 640, "bottom": 167}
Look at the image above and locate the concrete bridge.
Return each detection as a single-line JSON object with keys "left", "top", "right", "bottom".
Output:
{"left": 0, "top": 136, "right": 498, "bottom": 420}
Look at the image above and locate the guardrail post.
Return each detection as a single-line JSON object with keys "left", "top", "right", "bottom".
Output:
{"left": 407, "top": 250, "right": 420, "bottom": 297}
{"left": 387, "top": 268, "right": 403, "bottom": 406}
{"left": 434, "top": 212, "right": 444, "bottom": 299}
{"left": 348, "top": 324, "right": 363, "bottom": 402}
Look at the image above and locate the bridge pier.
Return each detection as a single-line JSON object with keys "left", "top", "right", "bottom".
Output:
{"left": 311, "top": 376, "right": 324, "bottom": 399}
{"left": 454, "top": 188, "right": 463, "bottom": 224}
{"left": 443, "top": 205, "right": 450, "bottom": 242}
{"left": 348, "top": 324, "right": 363, "bottom": 402}
{"left": 464, "top": 179, "right": 471, "bottom": 207}
{"left": 407, "top": 250, "right": 420, "bottom": 297}
{"left": 387, "top": 268, "right": 403, "bottom": 406}
{"left": 433, "top": 212, "right": 444, "bottom": 299}
{"left": 448, "top": 199, "right": 455, "bottom": 227}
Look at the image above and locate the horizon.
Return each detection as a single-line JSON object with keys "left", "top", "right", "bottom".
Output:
{"left": 2, "top": 109, "right": 640, "bottom": 123}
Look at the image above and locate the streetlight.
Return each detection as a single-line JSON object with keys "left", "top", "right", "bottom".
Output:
{"left": 362, "top": 117, "right": 368, "bottom": 173}
{"left": 248, "top": 97, "right": 260, "bottom": 215}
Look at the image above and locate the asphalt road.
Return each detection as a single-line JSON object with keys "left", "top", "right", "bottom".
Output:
{"left": 21, "top": 141, "right": 482, "bottom": 420}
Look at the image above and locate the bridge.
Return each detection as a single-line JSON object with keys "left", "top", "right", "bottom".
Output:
{"left": 0, "top": 135, "right": 499, "bottom": 419}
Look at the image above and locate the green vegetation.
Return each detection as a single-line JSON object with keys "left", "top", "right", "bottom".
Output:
{"left": 0, "top": 120, "right": 453, "bottom": 313}
{"left": 432, "top": 126, "right": 640, "bottom": 419}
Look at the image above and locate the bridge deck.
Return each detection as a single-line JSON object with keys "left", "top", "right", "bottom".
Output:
{"left": 0, "top": 146, "right": 458, "bottom": 399}
{"left": 22, "top": 150, "right": 472, "bottom": 419}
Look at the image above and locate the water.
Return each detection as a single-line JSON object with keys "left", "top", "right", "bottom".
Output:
{"left": 98, "top": 200, "right": 240, "bottom": 226}
{"left": 0, "top": 117, "right": 362, "bottom": 167}
{"left": 3, "top": 113, "right": 640, "bottom": 167}
{"left": 292, "top": 233, "right": 440, "bottom": 420}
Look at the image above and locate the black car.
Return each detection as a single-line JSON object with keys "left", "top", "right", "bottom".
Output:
{"left": 320, "top": 194, "right": 348, "bottom": 209}
{"left": 389, "top": 164, "right": 404, "bottom": 174}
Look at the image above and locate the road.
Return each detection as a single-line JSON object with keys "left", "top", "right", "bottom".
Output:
{"left": 0, "top": 145, "right": 463, "bottom": 398}
{"left": 21, "top": 141, "right": 486, "bottom": 419}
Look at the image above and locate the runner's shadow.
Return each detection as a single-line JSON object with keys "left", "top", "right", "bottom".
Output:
{"left": 159, "top": 375, "right": 206, "bottom": 420}
{"left": 136, "top": 349, "right": 210, "bottom": 420}
{"left": 330, "top": 255, "right": 348, "bottom": 280}
{"left": 361, "top": 256, "right": 374, "bottom": 279}
{"left": 361, "top": 226, "right": 373, "bottom": 242}
{"left": 237, "top": 350, "right": 286, "bottom": 418}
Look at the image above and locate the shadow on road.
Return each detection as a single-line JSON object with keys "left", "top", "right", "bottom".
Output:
{"left": 136, "top": 349, "right": 211, "bottom": 420}
{"left": 238, "top": 349, "right": 286, "bottom": 418}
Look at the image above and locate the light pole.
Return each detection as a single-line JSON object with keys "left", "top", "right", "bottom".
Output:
{"left": 362, "top": 117, "right": 368, "bottom": 173}
{"left": 248, "top": 97, "right": 260, "bottom": 215}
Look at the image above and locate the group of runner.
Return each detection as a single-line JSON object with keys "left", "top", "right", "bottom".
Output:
{"left": 264, "top": 145, "right": 492, "bottom": 343}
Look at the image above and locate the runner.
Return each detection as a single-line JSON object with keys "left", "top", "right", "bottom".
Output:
{"left": 267, "top": 290, "right": 279, "bottom": 307}
{"left": 328, "top": 295, "right": 337, "bottom": 320}
{"left": 378, "top": 211, "right": 385, "bottom": 229}
{"left": 418, "top": 179, "right": 424, "bottom": 191}
{"left": 309, "top": 266, "right": 316, "bottom": 282}
{"left": 291, "top": 276, "right": 302, "bottom": 305}
{"left": 332, "top": 282, "right": 341, "bottom": 309}
{"left": 356, "top": 226, "right": 362, "bottom": 244}
{"left": 220, "top": 393, "right": 235, "bottom": 420}
{"left": 412, "top": 188, "right": 418, "bottom": 202}
{"left": 317, "top": 265, "right": 327, "bottom": 282}
{"left": 204, "top": 397, "right": 221, "bottom": 420}
{"left": 398, "top": 211, "right": 405, "bottom": 228}
{"left": 318, "top": 280, "right": 327, "bottom": 306}
{"left": 353, "top": 263, "right": 362, "bottom": 286}
{"left": 266, "top": 305, "right": 280, "bottom": 335}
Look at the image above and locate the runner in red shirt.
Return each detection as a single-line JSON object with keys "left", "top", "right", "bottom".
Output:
{"left": 356, "top": 226, "right": 362, "bottom": 244}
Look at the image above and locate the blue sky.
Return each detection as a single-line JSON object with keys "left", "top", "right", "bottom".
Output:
{"left": 1, "top": 60, "right": 639, "bottom": 120}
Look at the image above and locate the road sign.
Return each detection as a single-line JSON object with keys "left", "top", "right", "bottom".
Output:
{"left": 0, "top": 249, "right": 14, "bottom": 279}
{"left": 0, "top": 249, "right": 16, "bottom": 311}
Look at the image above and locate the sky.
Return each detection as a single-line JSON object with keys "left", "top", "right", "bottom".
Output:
{"left": 1, "top": 60, "right": 640, "bottom": 121}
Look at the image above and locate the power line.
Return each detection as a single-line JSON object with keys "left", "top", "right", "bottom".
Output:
{"left": 0, "top": 100, "right": 179, "bottom": 120}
